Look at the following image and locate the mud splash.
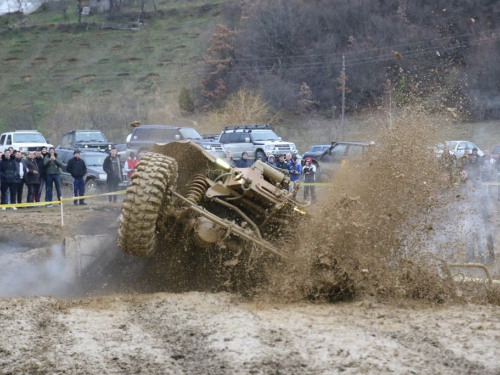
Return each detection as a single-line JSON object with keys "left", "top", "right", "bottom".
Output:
{"left": 267, "top": 108, "right": 500, "bottom": 304}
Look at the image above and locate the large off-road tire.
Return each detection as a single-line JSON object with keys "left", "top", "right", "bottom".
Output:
{"left": 118, "top": 152, "right": 178, "bottom": 257}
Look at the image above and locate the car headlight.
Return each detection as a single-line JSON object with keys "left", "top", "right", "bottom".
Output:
{"left": 98, "top": 174, "right": 107, "bottom": 180}
{"left": 264, "top": 145, "right": 275, "bottom": 150}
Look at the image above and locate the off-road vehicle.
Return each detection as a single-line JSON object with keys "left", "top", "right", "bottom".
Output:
{"left": 0, "top": 130, "right": 53, "bottom": 153}
{"left": 58, "top": 130, "right": 114, "bottom": 152}
{"left": 117, "top": 141, "right": 349, "bottom": 296}
{"left": 218, "top": 125, "right": 298, "bottom": 161}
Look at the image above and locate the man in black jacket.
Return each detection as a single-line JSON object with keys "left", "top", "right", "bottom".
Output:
{"left": 235, "top": 152, "right": 251, "bottom": 168}
{"left": 67, "top": 150, "right": 88, "bottom": 205}
{"left": 1, "top": 150, "right": 20, "bottom": 209}
{"left": 37, "top": 146, "right": 48, "bottom": 202}
{"left": 33, "top": 150, "right": 44, "bottom": 202}
{"left": 24, "top": 151, "right": 40, "bottom": 204}
{"left": 103, "top": 146, "right": 122, "bottom": 203}
{"left": 14, "top": 151, "right": 27, "bottom": 205}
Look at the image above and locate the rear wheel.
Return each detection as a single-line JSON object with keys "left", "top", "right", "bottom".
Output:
{"left": 118, "top": 152, "right": 178, "bottom": 257}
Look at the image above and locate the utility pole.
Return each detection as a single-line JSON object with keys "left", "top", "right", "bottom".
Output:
{"left": 341, "top": 53, "right": 345, "bottom": 140}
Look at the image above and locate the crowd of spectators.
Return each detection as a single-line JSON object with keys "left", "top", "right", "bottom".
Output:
{"left": 224, "top": 151, "right": 318, "bottom": 203}
{"left": 440, "top": 146, "right": 498, "bottom": 264}
{"left": 0, "top": 145, "right": 135, "bottom": 209}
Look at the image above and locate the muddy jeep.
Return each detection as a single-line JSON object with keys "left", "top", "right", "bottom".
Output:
{"left": 118, "top": 141, "right": 306, "bottom": 269}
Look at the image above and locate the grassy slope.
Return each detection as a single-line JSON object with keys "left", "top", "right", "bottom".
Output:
{"left": 0, "top": 0, "right": 222, "bottom": 133}
{"left": 1, "top": 0, "right": 499, "bottom": 152}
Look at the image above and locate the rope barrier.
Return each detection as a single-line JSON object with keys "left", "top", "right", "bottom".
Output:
{"left": 0, "top": 190, "right": 127, "bottom": 209}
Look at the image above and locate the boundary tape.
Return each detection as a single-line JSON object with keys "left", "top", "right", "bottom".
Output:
{"left": 0, "top": 190, "right": 127, "bottom": 209}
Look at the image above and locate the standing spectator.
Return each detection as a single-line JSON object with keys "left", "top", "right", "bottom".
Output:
{"left": 1, "top": 150, "right": 19, "bottom": 210}
{"left": 37, "top": 146, "right": 48, "bottom": 202}
{"left": 289, "top": 155, "right": 302, "bottom": 190}
{"left": 480, "top": 149, "right": 496, "bottom": 195}
{"left": 123, "top": 152, "right": 139, "bottom": 181}
{"left": 285, "top": 153, "right": 292, "bottom": 167}
{"left": 14, "top": 151, "right": 27, "bottom": 205}
{"left": 302, "top": 157, "right": 317, "bottom": 203}
{"left": 44, "top": 147, "right": 62, "bottom": 207}
{"left": 67, "top": 150, "right": 88, "bottom": 206}
{"left": 236, "top": 152, "right": 251, "bottom": 168}
{"left": 275, "top": 154, "right": 288, "bottom": 170}
{"left": 439, "top": 147, "right": 456, "bottom": 185}
{"left": 103, "top": 146, "right": 122, "bottom": 204}
{"left": 33, "top": 150, "right": 44, "bottom": 202}
{"left": 223, "top": 151, "right": 236, "bottom": 167}
{"left": 267, "top": 155, "right": 276, "bottom": 167}
{"left": 24, "top": 151, "right": 39, "bottom": 204}
{"left": 468, "top": 147, "right": 481, "bottom": 180}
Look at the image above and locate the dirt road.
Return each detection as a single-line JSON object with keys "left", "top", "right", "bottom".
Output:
{"left": 1, "top": 202, "right": 500, "bottom": 374}
{"left": 1, "top": 292, "right": 499, "bottom": 374}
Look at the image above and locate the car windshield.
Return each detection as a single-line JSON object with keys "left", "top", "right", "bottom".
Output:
{"left": 250, "top": 131, "right": 279, "bottom": 142}
{"left": 83, "top": 155, "right": 105, "bottom": 166}
{"left": 444, "top": 141, "right": 458, "bottom": 149}
{"left": 13, "top": 133, "right": 46, "bottom": 143}
{"left": 179, "top": 128, "right": 202, "bottom": 140}
{"left": 75, "top": 132, "right": 107, "bottom": 142}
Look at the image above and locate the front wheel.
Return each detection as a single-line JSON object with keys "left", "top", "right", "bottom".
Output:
{"left": 118, "top": 152, "right": 178, "bottom": 258}
{"left": 85, "top": 178, "right": 99, "bottom": 195}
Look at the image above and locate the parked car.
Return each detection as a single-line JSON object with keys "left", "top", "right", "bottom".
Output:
{"left": 305, "top": 144, "right": 331, "bottom": 159}
{"left": 435, "top": 141, "right": 484, "bottom": 158}
{"left": 57, "top": 148, "right": 127, "bottom": 194}
{"left": 58, "top": 130, "right": 114, "bottom": 152}
{"left": 0, "top": 130, "right": 53, "bottom": 153}
{"left": 127, "top": 125, "right": 225, "bottom": 157}
{"left": 301, "top": 141, "right": 373, "bottom": 181}
{"left": 218, "top": 124, "right": 298, "bottom": 161}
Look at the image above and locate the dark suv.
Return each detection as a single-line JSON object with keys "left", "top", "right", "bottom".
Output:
{"left": 57, "top": 148, "right": 127, "bottom": 194}
{"left": 58, "top": 130, "right": 114, "bottom": 152}
{"left": 127, "top": 125, "right": 225, "bottom": 157}
{"left": 301, "top": 141, "right": 373, "bottom": 181}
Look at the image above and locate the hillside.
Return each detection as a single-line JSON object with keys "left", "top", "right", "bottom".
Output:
{"left": 0, "top": 0, "right": 223, "bottom": 141}
{"left": 1, "top": 0, "right": 500, "bottom": 151}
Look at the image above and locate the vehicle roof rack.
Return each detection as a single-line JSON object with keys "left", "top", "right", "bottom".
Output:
{"left": 222, "top": 124, "right": 271, "bottom": 132}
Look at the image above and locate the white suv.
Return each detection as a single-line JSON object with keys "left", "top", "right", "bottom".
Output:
{"left": 218, "top": 125, "right": 298, "bottom": 161}
{"left": 0, "top": 130, "right": 53, "bottom": 153}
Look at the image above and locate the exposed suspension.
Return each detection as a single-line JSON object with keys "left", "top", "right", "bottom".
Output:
{"left": 185, "top": 175, "right": 210, "bottom": 205}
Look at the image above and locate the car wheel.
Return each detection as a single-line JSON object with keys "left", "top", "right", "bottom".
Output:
{"left": 255, "top": 150, "right": 266, "bottom": 161}
{"left": 85, "top": 179, "right": 99, "bottom": 195}
{"left": 314, "top": 162, "right": 322, "bottom": 182}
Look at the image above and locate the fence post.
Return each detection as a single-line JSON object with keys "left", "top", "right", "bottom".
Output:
{"left": 60, "top": 198, "right": 64, "bottom": 227}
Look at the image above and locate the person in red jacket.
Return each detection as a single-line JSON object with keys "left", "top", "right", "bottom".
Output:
{"left": 123, "top": 152, "right": 139, "bottom": 182}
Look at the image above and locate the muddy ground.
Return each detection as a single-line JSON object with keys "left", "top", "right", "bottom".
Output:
{"left": 1, "top": 200, "right": 500, "bottom": 374}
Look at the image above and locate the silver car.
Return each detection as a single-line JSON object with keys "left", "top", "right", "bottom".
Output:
{"left": 436, "top": 141, "right": 484, "bottom": 158}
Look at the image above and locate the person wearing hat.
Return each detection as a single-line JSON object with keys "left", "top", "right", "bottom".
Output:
{"left": 275, "top": 154, "right": 288, "bottom": 170}
{"left": 103, "top": 146, "right": 123, "bottom": 204}
{"left": 289, "top": 154, "right": 302, "bottom": 190}
{"left": 43, "top": 147, "right": 62, "bottom": 207}
{"left": 302, "top": 157, "right": 317, "bottom": 203}
{"left": 267, "top": 154, "right": 277, "bottom": 167}
{"left": 67, "top": 149, "right": 88, "bottom": 206}
{"left": 236, "top": 151, "right": 251, "bottom": 168}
